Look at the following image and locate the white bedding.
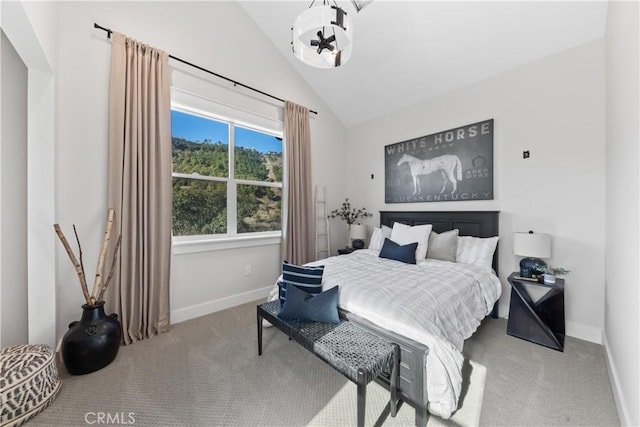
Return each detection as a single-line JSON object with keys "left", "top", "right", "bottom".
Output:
{"left": 268, "top": 249, "right": 501, "bottom": 419}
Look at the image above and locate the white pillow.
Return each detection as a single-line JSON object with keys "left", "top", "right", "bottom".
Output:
{"left": 390, "top": 222, "right": 433, "bottom": 260}
{"left": 456, "top": 236, "right": 499, "bottom": 270}
{"left": 368, "top": 225, "right": 392, "bottom": 252}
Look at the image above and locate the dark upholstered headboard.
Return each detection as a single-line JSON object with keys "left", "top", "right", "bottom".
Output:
{"left": 380, "top": 210, "right": 500, "bottom": 274}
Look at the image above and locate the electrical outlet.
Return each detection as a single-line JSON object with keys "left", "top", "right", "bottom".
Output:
{"left": 523, "top": 150, "right": 530, "bottom": 159}
{"left": 245, "top": 265, "right": 252, "bottom": 276}
{"left": 371, "top": 173, "right": 375, "bottom": 179}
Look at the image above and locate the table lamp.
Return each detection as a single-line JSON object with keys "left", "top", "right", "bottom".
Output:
{"left": 349, "top": 224, "right": 368, "bottom": 249}
{"left": 513, "top": 231, "right": 551, "bottom": 278}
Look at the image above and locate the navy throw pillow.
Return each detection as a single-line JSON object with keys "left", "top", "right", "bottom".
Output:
{"left": 279, "top": 261, "right": 324, "bottom": 306}
{"left": 379, "top": 238, "right": 419, "bottom": 264}
{"left": 278, "top": 285, "right": 340, "bottom": 324}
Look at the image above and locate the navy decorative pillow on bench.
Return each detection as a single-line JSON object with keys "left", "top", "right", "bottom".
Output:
{"left": 278, "top": 285, "right": 340, "bottom": 324}
{"left": 279, "top": 261, "right": 325, "bottom": 306}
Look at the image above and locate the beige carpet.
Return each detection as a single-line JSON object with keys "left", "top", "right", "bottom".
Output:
{"left": 28, "top": 300, "right": 484, "bottom": 427}
{"left": 308, "top": 360, "right": 486, "bottom": 427}
{"left": 26, "top": 300, "right": 620, "bottom": 426}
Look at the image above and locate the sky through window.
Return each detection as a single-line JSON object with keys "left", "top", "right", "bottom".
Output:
{"left": 172, "top": 110, "right": 281, "bottom": 153}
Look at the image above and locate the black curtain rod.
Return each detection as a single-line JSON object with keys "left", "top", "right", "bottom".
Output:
{"left": 93, "top": 23, "right": 318, "bottom": 115}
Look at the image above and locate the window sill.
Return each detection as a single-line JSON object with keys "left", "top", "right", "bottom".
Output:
{"left": 173, "top": 233, "right": 281, "bottom": 255}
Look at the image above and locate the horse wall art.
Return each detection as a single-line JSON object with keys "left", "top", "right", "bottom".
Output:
{"left": 385, "top": 119, "right": 494, "bottom": 203}
{"left": 397, "top": 153, "right": 462, "bottom": 195}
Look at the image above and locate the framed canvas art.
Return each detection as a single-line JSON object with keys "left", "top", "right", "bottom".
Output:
{"left": 385, "top": 119, "right": 494, "bottom": 203}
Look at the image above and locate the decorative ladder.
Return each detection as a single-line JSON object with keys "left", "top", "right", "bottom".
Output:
{"left": 314, "top": 186, "right": 331, "bottom": 260}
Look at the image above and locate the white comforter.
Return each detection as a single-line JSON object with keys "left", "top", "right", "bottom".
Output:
{"left": 268, "top": 249, "right": 501, "bottom": 419}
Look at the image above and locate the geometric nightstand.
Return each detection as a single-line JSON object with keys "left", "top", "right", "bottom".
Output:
{"left": 507, "top": 272, "right": 565, "bottom": 351}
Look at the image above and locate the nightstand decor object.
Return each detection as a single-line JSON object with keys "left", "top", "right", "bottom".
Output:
{"left": 513, "top": 231, "right": 551, "bottom": 278}
{"left": 349, "top": 224, "right": 368, "bottom": 249}
{"left": 541, "top": 266, "right": 570, "bottom": 285}
{"left": 338, "top": 247, "right": 357, "bottom": 255}
{"left": 352, "top": 239, "right": 365, "bottom": 249}
{"left": 507, "top": 273, "right": 565, "bottom": 351}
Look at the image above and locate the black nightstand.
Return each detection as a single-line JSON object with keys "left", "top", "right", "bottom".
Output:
{"left": 507, "top": 272, "right": 565, "bottom": 351}
{"left": 337, "top": 247, "right": 358, "bottom": 255}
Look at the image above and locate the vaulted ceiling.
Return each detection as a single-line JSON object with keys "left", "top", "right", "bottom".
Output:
{"left": 238, "top": 1, "right": 608, "bottom": 128}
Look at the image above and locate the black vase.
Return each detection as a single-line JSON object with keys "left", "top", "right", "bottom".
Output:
{"left": 61, "top": 301, "right": 122, "bottom": 375}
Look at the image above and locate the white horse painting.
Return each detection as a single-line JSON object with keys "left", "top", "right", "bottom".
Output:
{"left": 397, "top": 153, "right": 462, "bottom": 195}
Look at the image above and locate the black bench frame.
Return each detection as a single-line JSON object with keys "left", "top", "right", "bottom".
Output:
{"left": 257, "top": 301, "right": 400, "bottom": 427}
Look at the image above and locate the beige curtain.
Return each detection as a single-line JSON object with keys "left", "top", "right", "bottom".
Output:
{"left": 106, "top": 32, "right": 172, "bottom": 345}
{"left": 282, "top": 101, "right": 315, "bottom": 265}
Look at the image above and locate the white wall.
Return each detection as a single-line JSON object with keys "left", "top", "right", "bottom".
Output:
{"left": 55, "top": 1, "right": 347, "bottom": 336}
{"left": 1, "top": 0, "right": 58, "bottom": 348}
{"left": 15, "top": 1, "right": 59, "bottom": 71}
{"left": 0, "top": 31, "right": 29, "bottom": 346}
{"left": 347, "top": 40, "right": 606, "bottom": 343}
{"left": 604, "top": 2, "right": 640, "bottom": 426}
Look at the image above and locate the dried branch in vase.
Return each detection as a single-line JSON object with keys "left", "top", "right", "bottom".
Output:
{"left": 54, "top": 208, "right": 121, "bottom": 306}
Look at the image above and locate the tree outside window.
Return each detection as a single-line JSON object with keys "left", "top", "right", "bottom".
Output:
{"left": 171, "top": 109, "right": 282, "bottom": 237}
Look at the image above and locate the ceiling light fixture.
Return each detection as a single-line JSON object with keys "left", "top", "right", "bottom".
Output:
{"left": 350, "top": 0, "right": 373, "bottom": 13}
{"left": 291, "top": 1, "right": 353, "bottom": 68}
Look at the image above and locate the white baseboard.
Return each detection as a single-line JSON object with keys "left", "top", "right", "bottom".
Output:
{"left": 171, "top": 286, "right": 272, "bottom": 324}
{"left": 500, "top": 307, "right": 603, "bottom": 344}
{"left": 565, "top": 320, "right": 602, "bottom": 344}
{"left": 602, "top": 331, "right": 631, "bottom": 427}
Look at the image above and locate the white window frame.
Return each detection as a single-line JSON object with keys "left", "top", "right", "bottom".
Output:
{"left": 170, "top": 93, "right": 284, "bottom": 254}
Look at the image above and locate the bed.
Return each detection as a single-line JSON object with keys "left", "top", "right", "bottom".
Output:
{"left": 270, "top": 210, "right": 500, "bottom": 426}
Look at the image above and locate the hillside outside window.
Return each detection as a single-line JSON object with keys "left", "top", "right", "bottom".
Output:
{"left": 171, "top": 108, "right": 283, "bottom": 238}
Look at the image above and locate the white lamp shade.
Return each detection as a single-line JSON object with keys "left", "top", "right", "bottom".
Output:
{"left": 349, "top": 224, "right": 368, "bottom": 240}
{"left": 513, "top": 232, "right": 551, "bottom": 258}
{"left": 292, "top": 5, "right": 353, "bottom": 68}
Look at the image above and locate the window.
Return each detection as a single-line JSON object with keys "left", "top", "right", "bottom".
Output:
{"left": 171, "top": 107, "right": 283, "bottom": 239}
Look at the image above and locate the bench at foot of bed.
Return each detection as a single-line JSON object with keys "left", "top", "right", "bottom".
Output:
{"left": 257, "top": 300, "right": 400, "bottom": 427}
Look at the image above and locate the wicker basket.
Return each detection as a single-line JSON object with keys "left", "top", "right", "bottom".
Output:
{"left": 1, "top": 344, "right": 61, "bottom": 427}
